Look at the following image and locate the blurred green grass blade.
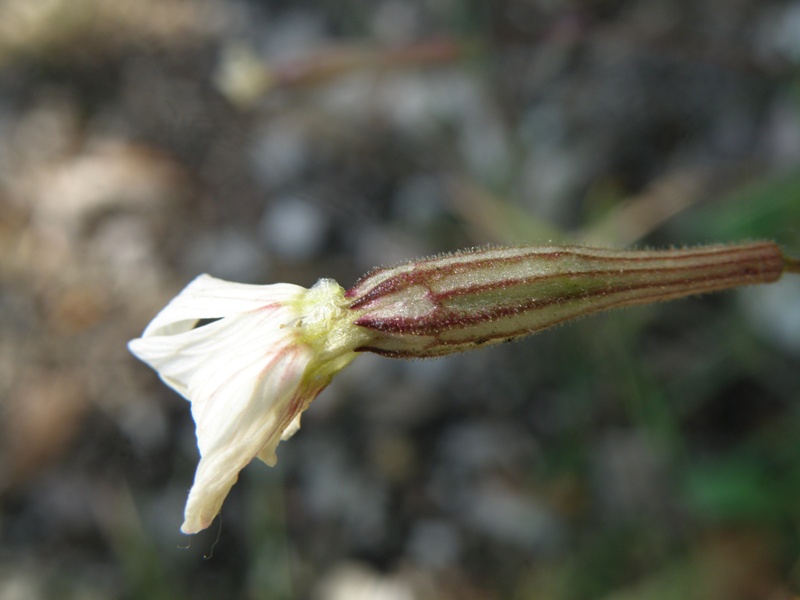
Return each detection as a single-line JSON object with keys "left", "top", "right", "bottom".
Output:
{"left": 682, "top": 457, "right": 783, "bottom": 523}
{"left": 670, "top": 170, "right": 800, "bottom": 249}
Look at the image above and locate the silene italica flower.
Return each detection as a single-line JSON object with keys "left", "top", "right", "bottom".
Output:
{"left": 129, "top": 241, "right": 796, "bottom": 533}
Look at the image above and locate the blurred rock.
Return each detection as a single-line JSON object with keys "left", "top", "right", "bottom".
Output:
{"left": 436, "top": 420, "right": 538, "bottom": 473}
{"left": 23, "top": 140, "right": 187, "bottom": 240}
{"left": 406, "top": 519, "right": 461, "bottom": 569}
{"left": 759, "top": 96, "right": 800, "bottom": 166}
{"left": 761, "top": 0, "right": 800, "bottom": 63}
{"left": 0, "top": 0, "right": 229, "bottom": 65}
{"left": 250, "top": 118, "right": 311, "bottom": 190}
{"left": 0, "top": 371, "right": 88, "bottom": 491}
{"left": 391, "top": 174, "right": 446, "bottom": 229}
{"left": 315, "top": 562, "right": 415, "bottom": 600}
{"left": 181, "top": 228, "right": 265, "bottom": 283}
{"left": 0, "top": 567, "right": 43, "bottom": 600}
{"left": 740, "top": 278, "right": 800, "bottom": 356}
{"left": 260, "top": 196, "right": 328, "bottom": 261}
{"left": 591, "top": 430, "right": 672, "bottom": 521}
{"left": 371, "top": 1, "right": 422, "bottom": 45}
{"left": 296, "top": 436, "right": 389, "bottom": 550}
{"left": 462, "top": 481, "right": 564, "bottom": 553}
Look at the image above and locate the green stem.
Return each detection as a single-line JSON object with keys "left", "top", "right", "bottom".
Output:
{"left": 784, "top": 254, "right": 800, "bottom": 275}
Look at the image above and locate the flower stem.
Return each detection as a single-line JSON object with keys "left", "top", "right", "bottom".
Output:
{"left": 347, "top": 242, "right": 786, "bottom": 358}
{"left": 784, "top": 254, "right": 800, "bottom": 275}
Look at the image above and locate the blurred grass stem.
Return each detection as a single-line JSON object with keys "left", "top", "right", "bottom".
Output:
{"left": 784, "top": 255, "right": 800, "bottom": 274}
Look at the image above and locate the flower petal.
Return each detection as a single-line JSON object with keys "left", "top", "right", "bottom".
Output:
{"left": 181, "top": 344, "right": 321, "bottom": 534}
{"left": 129, "top": 284, "right": 320, "bottom": 533}
{"left": 129, "top": 274, "right": 367, "bottom": 533}
{"left": 141, "top": 274, "right": 306, "bottom": 337}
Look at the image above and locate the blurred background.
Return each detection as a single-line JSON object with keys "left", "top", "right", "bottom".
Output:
{"left": 2, "top": 0, "right": 800, "bottom": 598}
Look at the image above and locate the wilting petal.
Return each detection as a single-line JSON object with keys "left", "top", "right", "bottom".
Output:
{"left": 141, "top": 274, "right": 306, "bottom": 337}
{"left": 182, "top": 343, "right": 317, "bottom": 534}
{"left": 129, "top": 275, "right": 371, "bottom": 534}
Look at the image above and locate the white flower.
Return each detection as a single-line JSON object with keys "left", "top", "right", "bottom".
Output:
{"left": 128, "top": 242, "right": 794, "bottom": 533}
{"left": 128, "top": 274, "right": 371, "bottom": 534}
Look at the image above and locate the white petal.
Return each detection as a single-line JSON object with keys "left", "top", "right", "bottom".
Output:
{"left": 141, "top": 274, "right": 305, "bottom": 337}
{"left": 130, "top": 293, "right": 319, "bottom": 533}
{"left": 181, "top": 344, "right": 320, "bottom": 534}
{"left": 281, "top": 414, "right": 303, "bottom": 441}
{"left": 128, "top": 290, "right": 299, "bottom": 399}
{"left": 128, "top": 274, "right": 367, "bottom": 534}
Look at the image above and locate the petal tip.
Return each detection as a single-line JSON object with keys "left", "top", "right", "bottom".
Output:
{"left": 181, "top": 501, "right": 218, "bottom": 535}
{"left": 180, "top": 518, "right": 207, "bottom": 535}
